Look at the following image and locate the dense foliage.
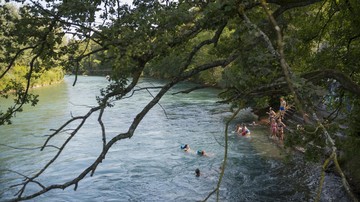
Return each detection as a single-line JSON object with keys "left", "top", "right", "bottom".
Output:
{"left": 0, "top": 3, "right": 65, "bottom": 124}
{"left": 0, "top": 65, "right": 64, "bottom": 89}
{"left": 1, "top": 0, "right": 360, "bottom": 201}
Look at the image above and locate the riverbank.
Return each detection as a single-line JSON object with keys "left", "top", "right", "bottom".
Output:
{"left": 253, "top": 109, "right": 360, "bottom": 201}
{"left": 0, "top": 66, "right": 64, "bottom": 93}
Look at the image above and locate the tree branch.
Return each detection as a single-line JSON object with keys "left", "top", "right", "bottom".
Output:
{"left": 4, "top": 3, "right": 248, "bottom": 200}
{"left": 0, "top": 46, "right": 35, "bottom": 80}
{"left": 203, "top": 107, "right": 242, "bottom": 201}
{"left": 260, "top": 0, "right": 309, "bottom": 122}
{"left": 313, "top": 113, "right": 358, "bottom": 202}
{"left": 302, "top": 69, "right": 360, "bottom": 96}
{"left": 182, "top": 21, "right": 228, "bottom": 71}
{"left": 270, "top": 0, "right": 323, "bottom": 19}
{"left": 172, "top": 86, "right": 213, "bottom": 95}
{"left": 7, "top": 47, "right": 240, "bottom": 201}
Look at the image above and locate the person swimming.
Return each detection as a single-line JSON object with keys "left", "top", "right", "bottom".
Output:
{"left": 195, "top": 168, "right": 200, "bottom": 177}
{"left": 180, "top": 144, "right": 190, "bottom": 152}
{"left": 196, "top": 150, "right": 207, "bottom": 156}
{"left": 240, "top": 124, "right": 250, "bottom": 136}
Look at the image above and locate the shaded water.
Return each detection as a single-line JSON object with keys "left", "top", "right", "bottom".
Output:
{"left": 0, "top": 76, "right": 350, "bottom": 201}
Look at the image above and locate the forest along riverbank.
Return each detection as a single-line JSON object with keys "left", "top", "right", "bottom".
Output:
{"left": 0, "top": 76, "right": 351, "bottom": 201}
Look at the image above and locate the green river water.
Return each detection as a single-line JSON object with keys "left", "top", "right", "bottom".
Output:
{"left": 0, "top": 76, "right": 350, "bottom": 201}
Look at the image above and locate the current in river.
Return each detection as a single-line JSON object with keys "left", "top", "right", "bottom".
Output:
{"left": 0, "top": 76, "right": 350, "bottom": 201}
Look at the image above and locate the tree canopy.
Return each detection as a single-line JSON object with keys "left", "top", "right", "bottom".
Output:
{"left": 1, "top": 0, "right": 360, "bottom": 201}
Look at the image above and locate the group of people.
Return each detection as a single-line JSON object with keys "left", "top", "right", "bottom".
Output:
{"left": 235, "top": 123, "right": 251, "bottom": 137}
{"left": 180, "top": 144, "right": 208, "bottom": 156}
{"left": 180, "top": 144, "right": 208, "bottom": 177}
{"left": 185, "top": 98, "right": 288, "bottom": 177}
{"left": 267, "top": 97, "right": 287, "bottom": 141}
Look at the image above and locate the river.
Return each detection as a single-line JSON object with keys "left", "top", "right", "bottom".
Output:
{"left": 0, "top": 76, "right": 350, "bottom": 201}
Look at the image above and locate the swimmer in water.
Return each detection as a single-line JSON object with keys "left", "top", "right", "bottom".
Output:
{"left": 196, "top": 150, "right": 207, "bottom": 156}
{"left": 235, "top": 124, "right": 242, "bottom": 133}
{"left": 195, "top": 168, "right": 200, "bottom": 177}
{"left": 240, "top": 124, "right": 251, "bottom": 136}
{"left": 180, "top": 144, "right": 190, "bottom": 152}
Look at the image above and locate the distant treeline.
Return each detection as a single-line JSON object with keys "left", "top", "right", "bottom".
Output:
{"left": 0, "top": 65, "right": 64, "bottom": 91}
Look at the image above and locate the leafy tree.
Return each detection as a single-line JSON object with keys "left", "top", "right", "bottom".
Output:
{"left": 1, "top": 0, "right": 360, "bottom": 201}
{"left": 0, "top": 3, "right": 65, "bottom": 124}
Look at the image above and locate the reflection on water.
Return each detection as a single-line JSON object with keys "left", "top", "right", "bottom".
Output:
{"left": 0, "top": 76, "right": 350, "bottom": 201}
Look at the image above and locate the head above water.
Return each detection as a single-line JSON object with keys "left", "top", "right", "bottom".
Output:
{"left": 197, "top": 150, "right": 205, "bottom": 156}
{"left": 195, "top": 168, "right": 200, "bottom": 177}
{"left": 181, "top": 144, "right": 190, "bottom": 151}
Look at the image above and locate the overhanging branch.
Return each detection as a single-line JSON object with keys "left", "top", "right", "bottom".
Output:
{"left": 303, "top": 69, "right": 360, "bottom": 96}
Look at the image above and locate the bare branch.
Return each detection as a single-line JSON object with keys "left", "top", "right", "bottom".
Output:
{"left": 181, "top": 21, "right": 228, "bottom": 72}
{"left": 98, "top": 107, "right": 106, "bottom": 153}
{"left": 172, "top": 86, "right": 213, "bottom": 95}
{"left": 316, "top": 154, "right": 333, "bottom": 201}
{"left": 0, "top": 46, "right": 35, "bottom": 80}
{"left": 181, "top": 51, "right": 240, "bottom": 80}
{"left": 347, "top": 33, "right": 360, "bottom": 50}
{"left": 1, "top": 16, "right": 59, "bottom": 126}
{"left": 203, "top": 107, "right": 242, "bottom": 201}
{"left": 41, "top": 113, "right": 99, "bottom": 151}
{"left": 3, "top": 170, "right": 46, "bottom": 192}
{"left": 0, "top": 144, "right": 59, "bottom": 150}
{"left": 203, "top": 188, "right": 218, "bottom": 201}
{"left": 312, "top": 113, "right": 359, "bottom": 202}
{"left": 73, "top": 38, "right": 91, "bottom": 86}
{"left": 145, "top": 87, "right": 168, "bottom": 119}
{"left": 4, "top": 6, "right": 241, "bottom": 199}
{"left": 8, "top": 70, "right": 146, "bottom": 201}
{"left": 122, "top": 86, "right": 164, "bottom": 99}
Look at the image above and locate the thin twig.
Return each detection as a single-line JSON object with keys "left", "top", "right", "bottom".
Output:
{"left": 203, "top": 107, "right": 242, "bottom": 201}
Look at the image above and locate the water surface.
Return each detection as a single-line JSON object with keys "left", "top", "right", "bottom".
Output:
{"left": 0, "top": 76, "right": 349, "bottom": 201}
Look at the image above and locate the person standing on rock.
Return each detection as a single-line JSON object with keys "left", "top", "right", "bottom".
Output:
{"left": 279, "top": 97, "right": 287, "bottom": 119}
{"left": 277, "top": 118, "right": 286, "bottom": 141}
